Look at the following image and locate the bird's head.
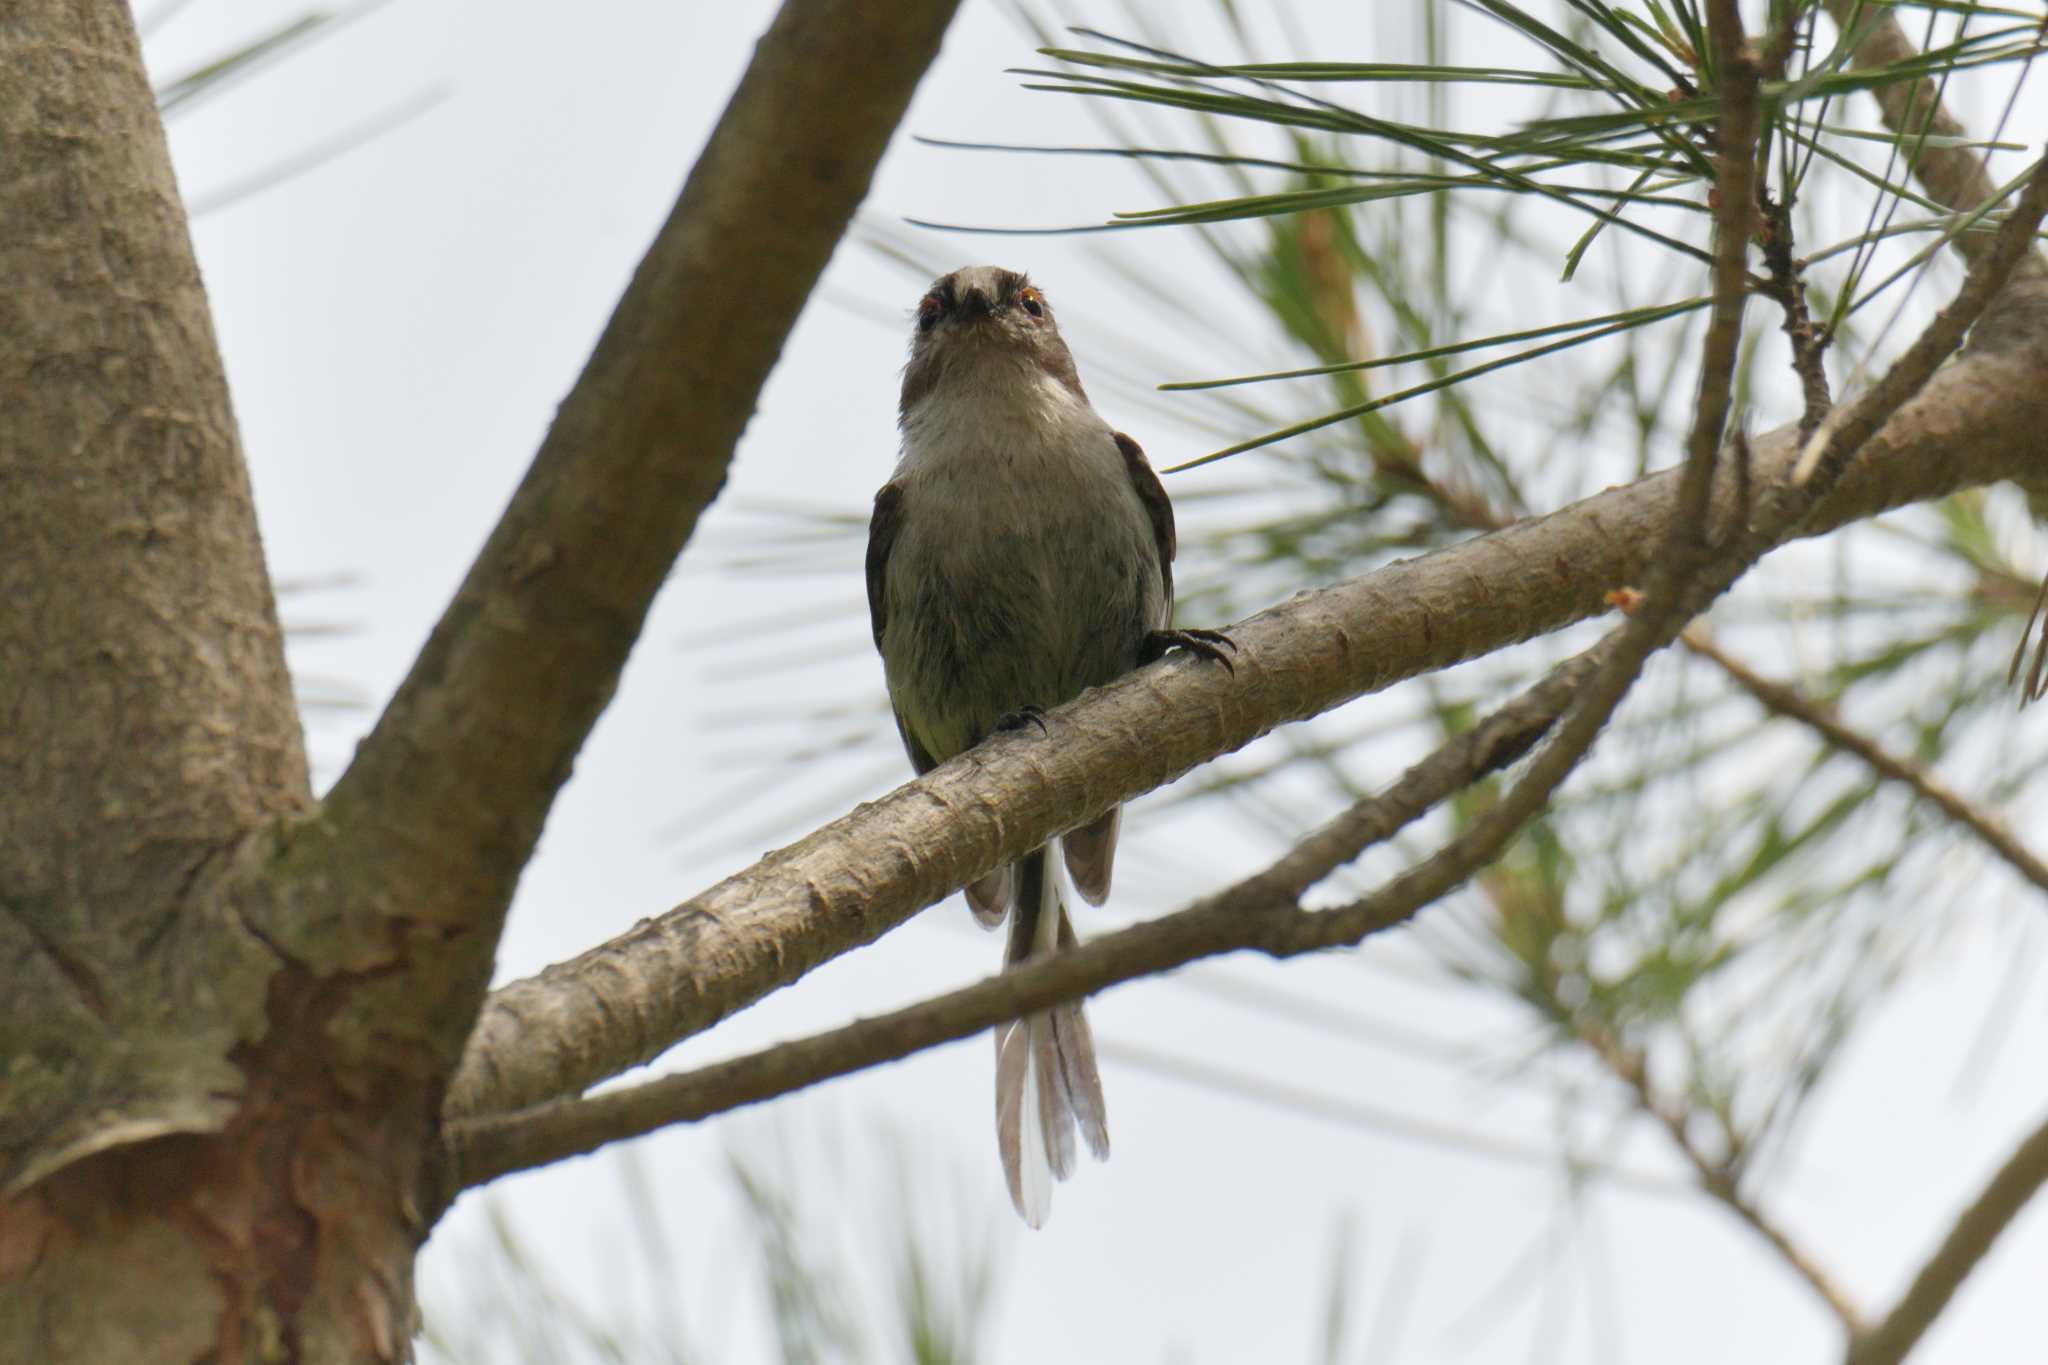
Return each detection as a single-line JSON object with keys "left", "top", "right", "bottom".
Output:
{"left": 899, "top": 265, "right": 1086, "bottom": 416}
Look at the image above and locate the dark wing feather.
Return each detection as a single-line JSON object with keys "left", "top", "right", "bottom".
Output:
{"left": 1062, "top": 807, "right": 1119, "bottom": 906}
{"left": 866, "top": 481, "right": 904, "bottom": 648}
{"left": 1065, "top": 435, "right": 1177, "bottom": 903}
{"left": 873, "top": 479, "right": 993, "bottom": 921}
{"left": 888, "top": 709, "right": 937, "bottom": 776}
{"left": 964, "top": 867, "right": 1013, "bottom": 926}
{"left": 1113, "top": 430, "right": 1176, "bottom": 619}
{"left": 869, "top": 481, "right": 938, "bottom": 776}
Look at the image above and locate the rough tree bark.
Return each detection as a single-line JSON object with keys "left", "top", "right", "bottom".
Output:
{"left": 0, "top": 4, "right": 313, "bottom": 1359}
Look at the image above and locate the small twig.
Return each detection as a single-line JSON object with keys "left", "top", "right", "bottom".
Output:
{"left": 1378, "top": 450, "right": 1506, "bottom": 534}
{"left": 1844, "top": 1107, "right": 2048, "bottom": 1365}
{"left": 1682, "top": 6, "right": 1762, "bottom": 553}
{"left": 1578, "top": 1024, "right": 1866, "bottom": 1330}
{"left": 1757, "top": 186, "right": 1836, "bottom": 442}
{"left": 1760, "top": 0, "right": 1808, "bottom": 82}
{"left": 2007, "top": 572, "right": 2048, "bottom": 703}
{"left": 1685, "top": 627, "right": 2048, "bottom": 898}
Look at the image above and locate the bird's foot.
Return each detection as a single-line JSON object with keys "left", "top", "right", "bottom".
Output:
{"left": 1144, "top": 627, "right": 1237, "bottom": 672}
{"left": 996, "top": 704, "right": 1050, "bottom": 736}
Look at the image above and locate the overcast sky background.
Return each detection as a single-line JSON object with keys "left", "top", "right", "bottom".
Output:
{"left": 135, "top": 2, "right": 2048, "bottom": 1361}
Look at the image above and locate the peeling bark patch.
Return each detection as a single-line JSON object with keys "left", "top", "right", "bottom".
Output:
{"left": 355, "top": 1273, "right": 397, "bottom": 1360}
{"left": 202, "top": 964, "right": 430, "bottom": 1360}
{"left": 0, "top": 1186, "right": 58, "bottom": 1280}
{"left": 0, "top": 1171, "right": 219, "bottom": 1364}
{"left": 1, "top": 962, "right": 437, "bottom": 1363}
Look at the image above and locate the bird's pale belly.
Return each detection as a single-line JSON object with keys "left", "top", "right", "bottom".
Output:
{"left": 883, "top": 506, "right": 1159, "bottom": 764}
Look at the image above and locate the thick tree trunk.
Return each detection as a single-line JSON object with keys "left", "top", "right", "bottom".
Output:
{"left": 0, "top": 4, "right": 395, "bottom": 1361}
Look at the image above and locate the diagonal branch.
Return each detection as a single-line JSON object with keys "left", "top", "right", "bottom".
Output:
{"left": 1295, "top": 12, "right": 1764, "bottom": 1037}
{"left": 444, "top": 140, "right": 2047, "bottom": 1169}
{"left": 445, "top": 252, "right": 2048, "bottom": 1122}
{"left": 1823, "top": 0, "right": 2046, "bottom": 276}
{"left": 1792, "top": 149, "right": 2048, "bottom": 488}
{"left": 1683, "top": 628, "right": 2048, "bottom": 898}
{"left": 440, "top": 157, "right": 2048, "bottom": 1197}
{"left": 1435, "top": 0, "right": 1760, "bottom": 902}
{"left": 1577, "top": 1023, "right": 1865, "bottom": 1329}
{"left": 1242, "top": 646, "right": 1607, "bottom": 904}
{"left": 1845, "top": 1107, "right": 2048, "bottom": 1365}
{"left": 440, "top": 638, "right": 1617, "bottom": 1193}
{"left": 254, "top": 0, "right": 966, "bottom": 1053}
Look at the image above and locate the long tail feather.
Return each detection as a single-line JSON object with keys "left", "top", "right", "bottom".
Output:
{"left": 1051, "top": 1002, "right": 1109, "bottom": 1161}
{"left": 1052, "top": 901, "right": 1110, "bottom": 1160}
{"left": 994, "top": 841, "right": 1110, "bottom": 1226}
{"left": 1035, "top": 1015, "right": 1076, "bottom": 1180}
{"left": 995, "top": 1019, "right": 1053, "bottom": 1226}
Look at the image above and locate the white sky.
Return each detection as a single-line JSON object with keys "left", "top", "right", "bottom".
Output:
{"left": 137, "top": 2, "right": 2048, "bottom": 1361}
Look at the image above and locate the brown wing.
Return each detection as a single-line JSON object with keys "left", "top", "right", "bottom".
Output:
{"left": 1067, "top": 434, "right": 1176, "bottom": 905}
{"left": 866, "top": 481, "right": 904, "bottom": 649}
{"left": 1113, "top": 430, "right": 1176, "bottom": 617}
{"left": 868, "top": 481, "right": 939, "bottom": 775}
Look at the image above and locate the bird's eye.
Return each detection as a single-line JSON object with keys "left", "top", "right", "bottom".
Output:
{"left": 1016, "top": 287, "right": 1045, "bottom": 319}
{"left": 916, "top": 295, "right": 943, "bottom": 332}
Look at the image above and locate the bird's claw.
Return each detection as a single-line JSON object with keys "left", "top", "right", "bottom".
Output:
{"left": 996, "top": 704, "right": 1050, "bottom": 736}
{"left": 1144, "top": 627, "right": 1237, "bottom": 673}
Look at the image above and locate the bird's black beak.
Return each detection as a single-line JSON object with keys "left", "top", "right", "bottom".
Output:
{"left": 956, "top": 283, "right": 994, "bottom": 321}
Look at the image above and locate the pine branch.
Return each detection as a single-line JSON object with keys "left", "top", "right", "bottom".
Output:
{"left": 439, "top": 141, "right": 2048, "bottom": 1179}
{"left": 1845, "top": 1108, "right": 2048, "bottom": 1365}
{"left": 1822, "top": 0, "right": 2047, "bottom": 276}
{"left": 443, "top": 249, "right": 2048, "bottom": 1126}
{"left": 1684, "top": 628, "right": 2048, "bottom": 898}
{"left": 1577, "top": 1024, "right": 1865, "bottom": 1329}
{"left": 440, "top": 638, "right": 1615, "bottom": 1193}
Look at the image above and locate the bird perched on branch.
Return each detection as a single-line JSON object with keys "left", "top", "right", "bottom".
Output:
{"left": 866, "top": 265, "right": 1230, "bottom": 1225}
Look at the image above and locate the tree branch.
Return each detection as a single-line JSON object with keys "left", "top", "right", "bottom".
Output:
{"left": 1845, "top": 1107, "right": 2048, "bottom": 1365}
{"left": 440, "top": 146, "right": 2048, "bottom": 1206}
{"left": 1793, "top": 153, "right": 2048, "bottom": 489}
{"left": 1823, "top": 0, "right": 2046, "bottom": 277}
{"left": 445, "top": 249, "right": 2048, "bottom": 1123}
{"left": 1463, "top": 0, "right": 1758, "bottom": 854}
{"left": 256, "top": 0, "right": 966, "bottom": 1061}
{"left": 1302, "top": 11, "right": 1762, "bottom": 1015}
{"left": 1245, "top": 647, "right": 1607, "bottom": 904}
{"left": 440, "top": 639, "right": 1615, "bottom": 1192}
{"left": 1683, "top": 628, "right": 2048, "bottom": 899}
{"left": 1578, "top": 1024, "right": 1865, "bottom": 1330}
